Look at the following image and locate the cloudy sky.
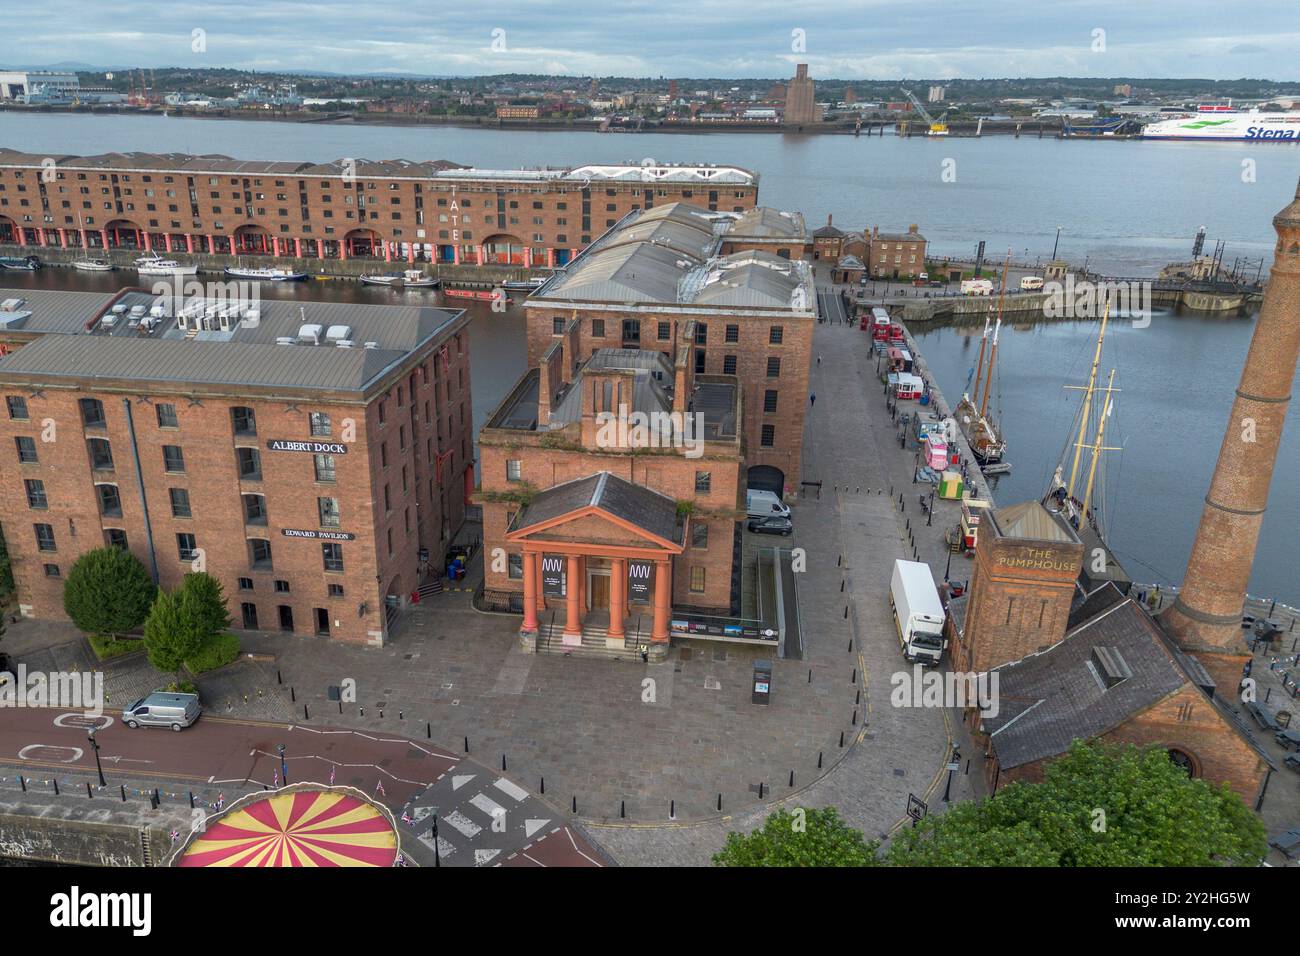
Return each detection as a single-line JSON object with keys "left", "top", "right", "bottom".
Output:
{"left": 5, "top": 0, "right": 1298, "bottom": 80}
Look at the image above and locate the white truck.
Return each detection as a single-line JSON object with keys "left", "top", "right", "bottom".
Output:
{"left": 890, "top": 559, "right": 947, "bottom": 666}
{"left": 960, "top": 278, "right": 994, "bottom": 296}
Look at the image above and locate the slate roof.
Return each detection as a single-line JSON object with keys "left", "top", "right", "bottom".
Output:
{"left": 511, "top": 472, "right": 685, "bottom": 546}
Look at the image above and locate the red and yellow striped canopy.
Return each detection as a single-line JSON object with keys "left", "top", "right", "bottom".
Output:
{"left": 180, "top": 789, "right": 399, "bottom": 867}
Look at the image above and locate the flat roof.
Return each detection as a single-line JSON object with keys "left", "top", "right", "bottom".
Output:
{"left": 0, "top": 287, "right": 465, "bottom": 394}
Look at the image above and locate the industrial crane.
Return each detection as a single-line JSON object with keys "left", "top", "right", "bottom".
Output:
{"left": 901, "top": 88, "right": 948, "bottom": 136}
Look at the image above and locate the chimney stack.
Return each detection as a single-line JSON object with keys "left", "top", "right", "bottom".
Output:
{"left": 1161, "top": 177, "right": 1300, "bottom": 691}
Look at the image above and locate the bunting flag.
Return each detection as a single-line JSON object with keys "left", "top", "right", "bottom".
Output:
{"left": 178, "top": 790, "right": 398, "bottom": 867}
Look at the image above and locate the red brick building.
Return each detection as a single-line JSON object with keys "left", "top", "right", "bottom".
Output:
{"left": 478, "top": 338, "right": 743, "bottom": 657}
{"left": 867, "top": 224, "right": 927, "bottom": 278}
{"left": 524, "top": 201, "right": 815, "bottom": 494}
{"left": 0, "top": 149, "right": 758, "bottom": 269}
{"left": 0, "top": 287, "right": 473, "bottom": 645}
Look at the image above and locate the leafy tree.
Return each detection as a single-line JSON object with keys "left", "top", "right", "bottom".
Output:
{"left": 177, "top": 572, "right": 231, "bottom": 642}
{"left": 713, "top": 807, "right": 880, "bottom": 867}
{"left": 142, "top": 589, "right": 201, "bottom": 676}
{"left": 62, "top": 547, "right": 156, "bottom": 638}
{"left": 888, "top": 741, "right": 1266, "bottom": 867}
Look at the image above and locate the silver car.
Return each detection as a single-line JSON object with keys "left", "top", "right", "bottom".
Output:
{"left": 123, "top": 692, "right": 201, "bottom": 731}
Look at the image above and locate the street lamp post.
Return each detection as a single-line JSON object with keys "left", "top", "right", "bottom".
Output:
{"left": 87, "top": 727, "right": 106, "bottom": 787}
{"left": 278, "top": 744, "right": 288, "bottom": 787}
{"left": 1051, "top": 226, "right": 1062, "bottom": 261}
{"left": 432, "top": 812, "right": 441, "bottom": 868}
{"left": 942, "top": 746, "right": 962, "bottom": 802}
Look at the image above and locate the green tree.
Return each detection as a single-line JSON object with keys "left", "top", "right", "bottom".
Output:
{"left": 177, "top": 572, "right": 231, "bottom": 641}
{"left": 713, "top": 807, "right": 880, "bottom": 867}
{"left": 142, "top": 589, "right": 201, "bottom": 675}
{"left": 888, "top": 741, "right": 1266, "bottom": 867}
{"left": 62, "top": 547, "right": 156, "bottom": 638}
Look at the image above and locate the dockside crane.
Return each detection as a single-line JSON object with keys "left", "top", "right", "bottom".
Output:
{"left": 901, "top": 88, "right": 948, "bottom": 136}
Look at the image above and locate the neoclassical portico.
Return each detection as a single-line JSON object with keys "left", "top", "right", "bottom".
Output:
{"left": 506, "top": 473, "right": 686, "bottom": 649}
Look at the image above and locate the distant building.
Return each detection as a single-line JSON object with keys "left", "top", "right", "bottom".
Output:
{"left": 927, "top": 85, "right": 946, "bottom": 103}
{"left": 811, "top": 215, "right": 846, "bottom": 261}
{"left": 1113, "top": 83, "right": 1132, "bottom": 97}
{"left": 843, "top": 87, "right": 857, "bottom": 105}
{"left": 496, "top": 104, "right": 540, "bottom": 119}
{"left": 0, "top": 70, "right": 78, "bottom": 102}
{"left": 868, "top": 224, "right": 927, "bottom": 278}
{"left": 783, "top": 64, "right": 820, "bottom": 125}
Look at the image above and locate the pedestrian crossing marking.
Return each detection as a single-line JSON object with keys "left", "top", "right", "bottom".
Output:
{"left": 475, "top": 848, "right": 500, "bottom": 866}
{"left": 451, "top": 773, "right": 475, "bottom": 790}
{"left": 525, "top": 818, "right": 550, "bottom": 838}
{"left": 493, "top": 777, "right": 529, "bottom": 802}
{"left": 444, "top": 810, "right": 481, "bottom": 838}
{"left": 470, "top": 792, "right": 507, "bottom": 820}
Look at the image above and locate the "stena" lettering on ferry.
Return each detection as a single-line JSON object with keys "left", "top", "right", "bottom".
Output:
{"left": 1247, "top": 126, "right": 1298, "bottom": 140}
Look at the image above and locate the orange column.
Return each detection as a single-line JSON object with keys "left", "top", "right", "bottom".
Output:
{"left": 652, "top": 559, "right": 671, "bottom": 643}
{"left": 609, "top": 558, "right": 626, "bottom": 641}
{"left": 564, "top": 554, "right": 581, "bottom": 639}
{"left": 522, "top": 551, "right": 539, "bottom": 632}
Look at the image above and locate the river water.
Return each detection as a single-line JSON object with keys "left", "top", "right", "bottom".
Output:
{"left": 1, "top": 113, "right": 1297, "bottom": 603}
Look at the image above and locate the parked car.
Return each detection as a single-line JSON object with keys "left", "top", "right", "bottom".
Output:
{"left": 1275, "top": 728, "right": 1300, "bottom": 751}
{"left": 123, "top": 692, "right": 201, "bottom": 732}
{"left": 748, "top": 516, "right": 793, "bottom": 536}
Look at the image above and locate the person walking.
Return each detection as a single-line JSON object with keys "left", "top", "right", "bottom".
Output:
{"left": 810, "top": 393, "right": 817, "bottom": 407}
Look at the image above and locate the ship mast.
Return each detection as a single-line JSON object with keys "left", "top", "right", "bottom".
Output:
{"left": 1080, "top": 368, "right": 1122, "bottom": 525}
{"left": 1066, "top": 298, "right": 1112, "bottom": 498}
{"left": 968, "top": 312, "right": 991, "bottom": 402}
{"left": 979, "top": 251, "right": 1012, "bottom": 418}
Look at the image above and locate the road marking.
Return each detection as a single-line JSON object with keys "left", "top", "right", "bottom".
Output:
{"left": 492, "top": 777, "right": 528, "bottom": 802}
{"left": 18, "top": 744, "right": 82, "bottom": 762}
{"left": 451, "top": 773, "right": 475, "bottom": 790}
{"left": 444, "top": 810, "right": 481, "bottom": 838}
{"left": 469, "top": 793, "right": 506, "bottom": 820}
{"left": 474, "top": 848, "right": 500, "bottom": 866}
{"left": 54, "top": 713, "right": 113, "bottom": 730}
{"left": 524, "top": 818, "right": 550, "bottom": 838}
{"left": 520, "top": 851, "right": 545, "bottom": 867}
{"left": 563, "top": 827, "right": 604, "bottom": 866}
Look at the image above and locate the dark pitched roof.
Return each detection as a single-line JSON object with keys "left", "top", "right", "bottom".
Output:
{"left": 1068, "top": 581, "right": 1128, "bottom": 630}
{"left": 512, "top": 472, "right": 684, "bottom": 545}
{"left": 984, "top": 599, "right": 1190, "bottom": 769}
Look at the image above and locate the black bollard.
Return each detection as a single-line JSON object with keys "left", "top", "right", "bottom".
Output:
{"left": 303, "top": 704, "right": 309, "bottom": 720}
{"left": 276, "top": 669, "right": 282, "bottom": 685}
{"left": 844, "top": 606, "right": 849, "bottom": 619}
{"left": 189, "top": 791, "right": 195, "bottom": 809}
{"left": 19, "top": 775, "right": 25, "bottom": 793}
{"left": 120, "top": 785, "right": 126, "bottom": 802}
{"left": 758, "top": 782, "right": 764, "bottom": 799}
{"left": 717, "top": 793, "right": 722, "bottom": 812}
{"left": 339, "top": 700, "right": 343, "bottom": 714}
{"left": 540, "top": 777, "right": 545, "bottom": 794}
{"left": 87, "top": 782, "right": 93, "bottom": 799}
{"left": 851, "top": 668, "right": 857, "bottom": 684}
{"left": 852, "top": 708, "right": 858, "bottom": 725}
{"left": 465, "top": 737, "right": 470, "bottom": 753}
{"left": 53, "top": 778, "right": 59, "bottom": 796}
{"left": 808, "top": 669, "right": 812, "bottom": 683}
{"left": 427, "top": 722, "right": 432, "bottom": 739}
{"left": 502, "top": 754, "right": 507, "bottom": 772}
{"left": 620, "top": 800, "right": 625, "bottom": 819}
{"left": 789, "top": 770, "right": 795, "bottom": 787}
{"left": 839, "top": 731, "right": 845, "bottom": 748}
{"left": 670, "top": 800, "right": 675, "bottom": 819}
{"left": 290, "top": 686, "right": 296, "bottom": 702}
{"left": 818, "top": 751, "right": 824, "bottom": 769}
{"left": 840, "top": 580, "right": 845, "bottom": 592}
{"left": 572, "top": 796, "right": 577, "bottom": 813}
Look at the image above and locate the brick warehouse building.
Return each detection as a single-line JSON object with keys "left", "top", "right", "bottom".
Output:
{"left": 0, "top": 149, "right": 758, "bottom": 269}
{"left": 0, "top": 287, "right": 473, "bottom": 645}
{"left": 523, "top": 201, "right": 815, "bottom": 494}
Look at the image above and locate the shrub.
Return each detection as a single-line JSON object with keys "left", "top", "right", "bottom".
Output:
{"left": 184, "top": 632, "right": 241, "bottom": 675}
{"left": 63, "top": 548, "right": 156, "bottom": 638}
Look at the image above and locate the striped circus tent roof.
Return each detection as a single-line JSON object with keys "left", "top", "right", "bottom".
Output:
{"left": 174, "top": 785, "right": 400, "bottom": 867}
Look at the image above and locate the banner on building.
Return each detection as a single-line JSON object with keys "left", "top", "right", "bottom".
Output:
{"left": 541, "top": 554, "right": 566, "bottom": 596}
{"left": 267, "top": 439, "right": 349, "bottom": 455}
{"left": 628, "top": 559, "right": 653, "bottom": 601}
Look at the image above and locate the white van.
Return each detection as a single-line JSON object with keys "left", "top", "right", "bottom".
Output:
{"left": 746, "top": 489, "right": 791, "bottom": 521}
{"left": 123, "top": 692, "right": 201, "bottom": 731}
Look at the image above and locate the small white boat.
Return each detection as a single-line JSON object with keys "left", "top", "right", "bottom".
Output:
{"left": 360, "top": 269, "right": 439, "bottom": 289}
{"left": 224, "top": 265, "right": 307, "bottom": 282}
{"left": 136, "top": 254, "right": 197, "bottom": 276}
{"left": 501, "top": 276, "right": 548, "bottom": 292}
{"left": 73, "top": 258, "right": 114, "bottom": 272}
{"left": 359, "top": 272, "right": 404, "bottom": 286}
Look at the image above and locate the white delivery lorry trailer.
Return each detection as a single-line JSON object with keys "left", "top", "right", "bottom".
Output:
{"left": 890, "top": 559, "right": 947, "bottom": 665}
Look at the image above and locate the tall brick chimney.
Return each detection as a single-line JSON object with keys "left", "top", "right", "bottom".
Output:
{"left": 1161, "top": 177, "right": 1300, "bottom": 691}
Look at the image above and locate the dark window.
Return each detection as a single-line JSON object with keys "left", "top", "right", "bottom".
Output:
{"left": 34, "top": 523, "right": 56, "bottom": 552}
{"left": 248, "top": 538, "right": 273, "bottom": 570}
{"left": 241, "top": 602, "right": 258, "bottom": 629}
{"left": 96, "top": 483, "right": 122, "bottom": 517}
{"left": 104, "top": 528, "right": 128, "bottom": 550}
{"left": 322, "top": 543, "right": 344, "bottom": 572}
{"left": 621, "top": 319, "right": 641, "bottom": 342}
{"left": 231, "top": 406, "right": 256, "bottom": 436}
{"left": 591, "top": 318, "right": 605, "bottom": 338}
{"left": 238, "top": 577, "right": 253, "bottom": 591}
{"left": 169, "top": 488, "right": 191, "bottom": 518}
{"left": 15, "top": 436, "right": 37, "bottom": 463}
{"left": 769, "top": 326, "right": 784, "bottom": 344}
{"left": 766, "top": 357, "right": 781, "bottom": 378}
{"left": 552, "top": 317, "right": 564, "bottom": 335}
{"left": 274, "top": 579, "right": 290, "bottom": 594}
{"left": 725, "top": 324, "right": 739, "bottom": 343}
{"left": 278, "top": 605, "right": 294, "bottom": 632}
{"left": 6, "top": 396, "right": 28, "bottom": 420}
{"left": 237, "top": 447, "right": 262, "bottom": 480}
{"left": 155, "top": 403, "right": 178, "bottom": 428}
{"left": 314, "top": 454, "right": 336, "bottom": 482}
{"left": 694, "top": 323, "right": 707, "bottom": 345}
{"left": 695, "top": 471, "right": 711, "bottom": 492}
{"left": 43, "top": 563, "right": 60, "bottom": 577}
{"left": 328, "top": 583, "right": 344, "bottom": 597}
{"left": 79, "top": 398, "right": 106, "bottom": 427}
{"left": 657, "top": 321, "right": 671, "bottom": 341}
{"left": 162, "top": 444, "right": 184, "bottom": 473}
{"left": 764, "top": 389, "right": 779, "bottom": 413}
{"left": 177, "top": 533, "right": 197, "bottom": 561}
{"left": 315, "top": 608, "right": 330, "bottom": 636}
{"left": 723, "top": 355, "right": 737, "bottom": 375}
{"left": 243, "top": 493, "right": 267, "bottom": 525}
{"left": 88, "top": 438, "right": 114, "bottom": 471}
{"left": 24, "top": 478, "right": 47, "bottom": 509}
{"left": 692, "top": 523, "right": 709, "bottom": 549}
{"left": 761, "top": 424, "right": 775, "bottom": 447}
{"left": 318, "top": 497, "right": 340, "bottom": 527}
{"left": 309, "top": 412, "right": 331, "bottom": 436}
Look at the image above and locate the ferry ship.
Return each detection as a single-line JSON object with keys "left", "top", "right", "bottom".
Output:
{"left": 1142, "top": 111, "right": 1300, "bottom": 142}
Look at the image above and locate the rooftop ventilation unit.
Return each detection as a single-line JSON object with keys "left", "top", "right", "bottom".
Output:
{"left": 1090, "top": 646, "right": 1132, "bottom": 689}
{"left": 0, "top": 298, "right": 26, "bottom": 311}
{"left": 242, "top": 309, "right": 260, "bottom": 328}
{"left": 325, "top": 324, "right": 353, "bottom": 344}
{"left": 363, "top": 341, "right": 379, "bottom": 349}
{"left": 275, "top": 336, "right": 295, "bottom": 345}
{"left": 0, "top": 309, "right": 32, "bottom": 329}
{"left": 335, "top": 340, "right": 354, "bottom": 349}
{"left": 297, "top": 323, "right": 323, "bottom": 345}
